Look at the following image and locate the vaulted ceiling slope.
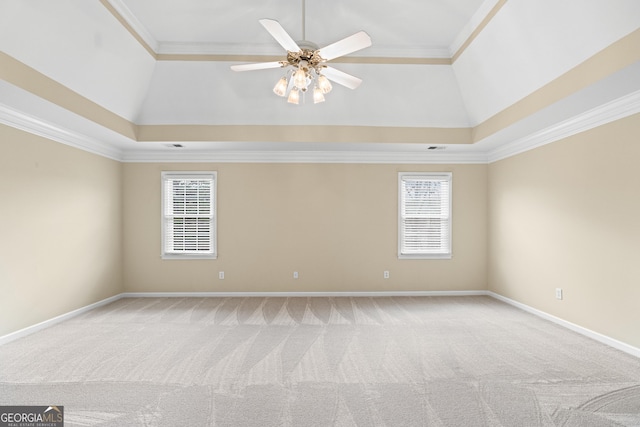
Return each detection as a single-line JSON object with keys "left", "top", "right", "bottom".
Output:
{"left": 0, "top": 0, "right": 639, "bottom": 162}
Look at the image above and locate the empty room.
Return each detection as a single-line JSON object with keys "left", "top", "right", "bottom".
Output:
{"left": 1, "top": 0, "right": 639, "bottom": 425}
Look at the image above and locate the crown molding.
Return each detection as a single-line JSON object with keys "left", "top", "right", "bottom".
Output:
{"left": 358, "top": 46, "right": 451, "bottom": 59}
{"left": 450, "top": 0, "right": 505, "bottom": 60}
{"left": 156, "top": 42, "right": 452, "bottom": 60}
{"left": 103, "top": 0, "right": 158, "bottom": 53}
{"left": 148, "top": 40, "right": 451, "bottom": 62}
{"left": 487, "top": 89, "right": 640, "bottom": 163}
{"left": 2, "top": 91, "right": 638, "bottom": 165}
{"left": 157, "top": 42, "right": 284, "bottom": 57}
{"left": 0, "top": 104, "right": 124, "bottom": 161}
{"left": 122, "top": 149, "right": 488, "bottom": 165}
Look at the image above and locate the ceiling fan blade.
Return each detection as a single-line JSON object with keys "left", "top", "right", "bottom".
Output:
{"left": 322, "top": 66, "right": 363, "bottom": 90}
{"left": 318, "top": 31, "right": 372, "bottom": 61}
{"left": 231, "top": 62, "right": 283, "bottom": 72}
{"left": 259, "top": 19, "right": 300, "bottom": 52}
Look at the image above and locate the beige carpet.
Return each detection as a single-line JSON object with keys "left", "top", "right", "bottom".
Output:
{"left": 1, "top": 296, "right": 639, "bottom": 426}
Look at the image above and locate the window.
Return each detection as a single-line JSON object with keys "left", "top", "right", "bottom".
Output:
{"left": 162, "top": 172, "right": 216, "bottom": 259}
{"left": 398, "top": 172, "right": 452, "bottom": 259}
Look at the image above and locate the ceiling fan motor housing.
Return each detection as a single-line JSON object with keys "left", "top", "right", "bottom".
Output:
{"left": 286, "top": 46, "right": 325, "bottom": 71}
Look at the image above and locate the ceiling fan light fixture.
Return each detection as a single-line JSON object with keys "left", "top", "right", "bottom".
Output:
{"left": 317, "top": 74, "right": 332, "bottom": 94}
{"left": 231, "top": 15, "right": 372, "bottom": 105}
{"left": 287, "top": 87, "right": 300, "bottom": 104}
{"left": 273, "top": 76, "right": 288, "bottom": 97}
{"left": 313, "top": 86, "right": 325, "bottom": 104}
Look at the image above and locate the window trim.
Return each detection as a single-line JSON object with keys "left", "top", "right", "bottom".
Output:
{"left": 398, "top": 172, "right": 452, "bottom": 260}
{"left": 161, "top": 171, "right": 217, "bottom": 260}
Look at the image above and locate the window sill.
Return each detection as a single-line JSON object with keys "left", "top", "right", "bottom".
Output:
{"left": 398, "top": 253, "right": 452, "bottom": 260}
{"left": 162, "top": 254, "right": 217, "bottom": 260}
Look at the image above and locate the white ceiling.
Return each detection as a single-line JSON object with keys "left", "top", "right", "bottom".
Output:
{"left": 0, "top": 0, "right": 639, "bottom": 162}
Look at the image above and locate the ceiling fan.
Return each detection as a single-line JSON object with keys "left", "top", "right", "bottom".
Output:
{"left": 230, "top": 3, "right": 372, "bottom": 105}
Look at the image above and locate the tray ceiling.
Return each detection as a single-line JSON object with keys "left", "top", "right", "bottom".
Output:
{"left": 0, "top": 0, "right": 639, "bottom": 162}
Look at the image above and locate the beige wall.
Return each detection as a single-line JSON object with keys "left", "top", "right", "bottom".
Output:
{"left": 0, "top": 124, "right": 123, "bottom": 337}
{"left": 488, "top": 113, "right": 640, "bottom": 348}
{"left": 3, "top": 112, "right": 639, "bottom": 352}
{"left": 123, "top": 163, "right": 487, "bottom": 293}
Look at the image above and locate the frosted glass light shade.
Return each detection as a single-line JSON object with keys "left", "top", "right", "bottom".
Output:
{"left": 287, "top": 88, "right": 300, "bottom": 104}
{"left": 273, "top": 77, "right": 288, "bottom": 96}
{"left": 317, "top": 75, "right": 332, "bottom": 94}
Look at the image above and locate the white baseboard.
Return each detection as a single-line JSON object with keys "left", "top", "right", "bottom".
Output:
{"left": 120, "top": 290, "right": 488, "bottom": 298}
{"left": 2, "top": 290, "right": 638, "bottom": 359}
{"left": 487, "top": 291, "right": 640, "bottom": 359}
{"left": 0, "top": 294, "right": 122, "bottom": 346}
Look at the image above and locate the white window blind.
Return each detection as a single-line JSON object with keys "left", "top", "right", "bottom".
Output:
{"left": 399, "top": 173, "right": 452, "bottom": 259}
{"left": 162, "top": 172, "right": 216, "bottom": 259}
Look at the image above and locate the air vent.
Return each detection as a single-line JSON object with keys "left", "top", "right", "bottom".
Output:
{"left": 427, "top": 146, "right": 446, "bottom": 150}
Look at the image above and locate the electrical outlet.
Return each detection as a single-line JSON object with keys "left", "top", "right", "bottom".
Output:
{"left": 555, "top": 288, "right": 563, "bottom": 300}
{"left": 293, "top": 271, "right": 299, "bottom": 279}
{"left": 384, "top": 270, "right": 390, "bottom": 279}
{"left": 219, "top": 271, "right": 224, "bottom": 280}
